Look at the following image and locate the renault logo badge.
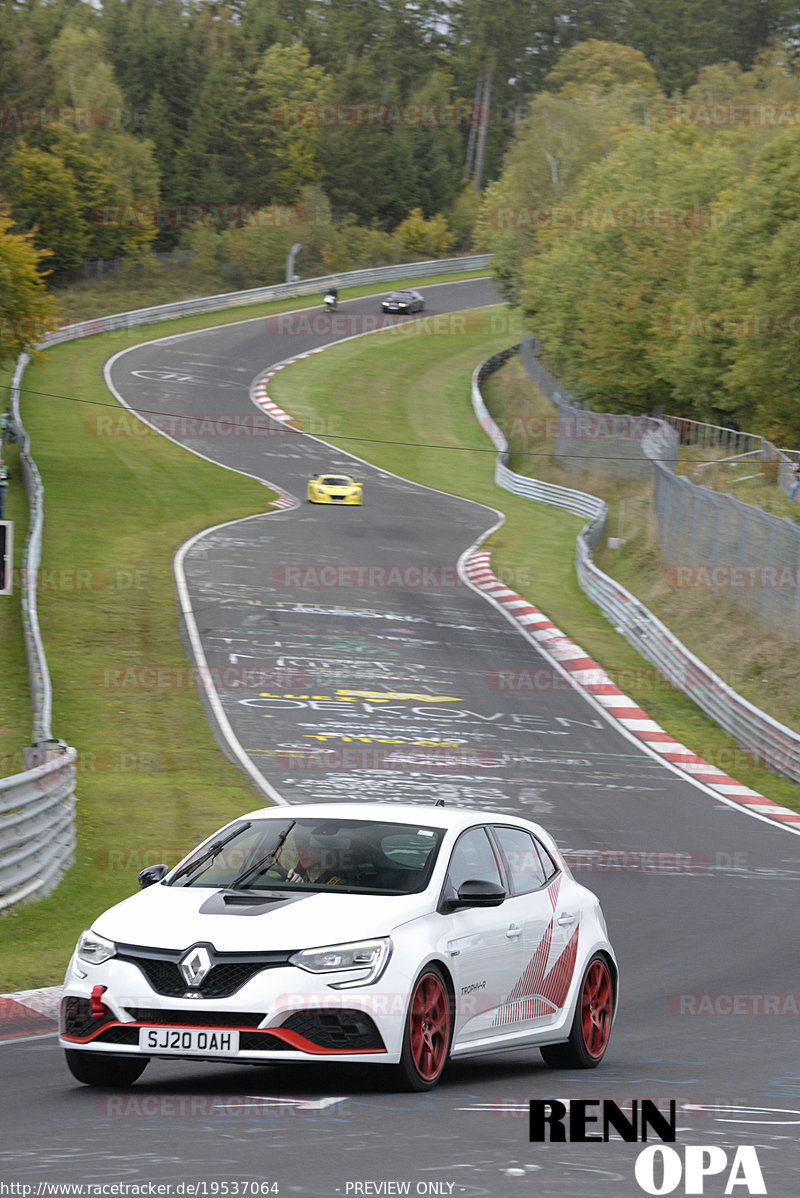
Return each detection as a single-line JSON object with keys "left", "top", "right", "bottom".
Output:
{"left": 179, "top": 945, "right": 212, "bottom": 988}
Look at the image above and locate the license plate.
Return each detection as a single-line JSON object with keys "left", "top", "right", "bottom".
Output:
{"left": 138, "top": 1026, "right": 240, "bottom": 1056}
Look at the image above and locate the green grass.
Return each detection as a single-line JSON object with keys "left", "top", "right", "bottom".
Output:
{"left": 269, "top": 317, "right": 800, "bottom": 815}
{"left": 0, "top": 269, "right": 491, "bottom": 990}
{"left": 0, "top": 354, "right": 276, "bottom": 990}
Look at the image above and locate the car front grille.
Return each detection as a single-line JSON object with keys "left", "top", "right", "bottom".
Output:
{"left": 115, "top": 945, "right": 294, "bottom": 998}
{"left": 126, "top": 1008, "right": 264, "bottom": 1027}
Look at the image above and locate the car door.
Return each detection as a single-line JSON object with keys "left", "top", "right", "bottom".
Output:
{"left": 439, "top": 826, "right": 524, "bottom": 1044}
{"left": 488, "top": 826, "right": 580, "bottom": 1034}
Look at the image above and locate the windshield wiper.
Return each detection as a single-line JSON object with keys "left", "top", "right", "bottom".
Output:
{"left": 170, "top": 822, "right": 252, "bottom": 884}
{"left": 226, "top": 822, "right": 295, "bottom": 891}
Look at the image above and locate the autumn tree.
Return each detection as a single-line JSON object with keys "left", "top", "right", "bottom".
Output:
{"left": 522, "top": 125, "right": 740, "bottom": 413}
{"left": 0, "top": 204, "right": 58, "bottom": 366}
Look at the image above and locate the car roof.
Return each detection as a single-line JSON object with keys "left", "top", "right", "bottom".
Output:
{"left": 232, "top": 801, "right": 542, "bottom": 836}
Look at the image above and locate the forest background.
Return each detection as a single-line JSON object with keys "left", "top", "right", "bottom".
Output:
{"left": 3, "top": 0, "right": 800, "bottom": 439}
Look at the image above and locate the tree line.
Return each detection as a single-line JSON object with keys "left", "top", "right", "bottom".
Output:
{"left": 481, "top": 40, "right": 800, "bottom": 444}
{"left": 1, "top": 0, "right": 798, "bottom": 422}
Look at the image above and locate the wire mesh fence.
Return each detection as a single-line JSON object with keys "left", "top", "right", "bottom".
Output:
{"left": 520, "top": 336, "right": 800, "bottom": 641}
{"left": 520, "top": 337, "right": 679, "bottom": 478}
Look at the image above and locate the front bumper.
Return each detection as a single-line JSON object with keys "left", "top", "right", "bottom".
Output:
{"left": 308, "top": 491, "right": 361, "bottom": 505}
{"left": 60, "top": 956, "right": 408, "bottom": 1065}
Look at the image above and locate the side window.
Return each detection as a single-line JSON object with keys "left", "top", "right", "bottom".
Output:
{"left": 493, "top": 826, "right": 548, "bottom": 894}
{"left": 533, "top": 837, "right": 559, "bottom": 883}
{"left": 445, "top": 827, "right": 504, "bottom": 894}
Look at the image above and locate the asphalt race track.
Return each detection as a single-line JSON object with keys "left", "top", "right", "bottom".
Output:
{"left": 3, "top": 279, "right": 800, "bottom": 1198}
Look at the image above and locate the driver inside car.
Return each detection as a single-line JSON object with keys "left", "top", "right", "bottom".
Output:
{"left": 285, "top": 826, "right": 348, "bottom": 885}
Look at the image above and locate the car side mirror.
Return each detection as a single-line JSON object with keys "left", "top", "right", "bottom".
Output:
{"left": 455, "top": 879, "right": 507, "bottom": 908}
{"left": 138, "top": 863, "right": 169, "bottom": 889}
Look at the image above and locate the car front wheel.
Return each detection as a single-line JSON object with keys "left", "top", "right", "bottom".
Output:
{"left": 540, "top": 954, "right": 614, "bottom": 1069}
{"left": 393, "top": 965, "right": 453, "bottom": 1091}
{"left": 65, "top": 1049, "right": 149, "bottom": 1087}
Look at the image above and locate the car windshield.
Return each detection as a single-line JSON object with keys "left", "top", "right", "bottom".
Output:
{"left": 389, "top": 291, "right": 412, "bottom": 300}
{"left": 167, "top": 818, "right": 445, "bottom": 895}
{"left": 320, "top": 476, "right": 350, "bottom": 486}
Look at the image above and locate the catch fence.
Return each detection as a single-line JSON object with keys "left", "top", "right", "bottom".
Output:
{"left": 519, "top": 336, "right": 800, "bottom": 640}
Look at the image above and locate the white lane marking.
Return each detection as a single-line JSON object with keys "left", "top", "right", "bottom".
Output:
{"left": 0, "top": 1032, "right": 59, "bottom": 1045}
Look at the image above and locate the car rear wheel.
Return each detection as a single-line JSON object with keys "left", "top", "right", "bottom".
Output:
{"left": 540, "top": 954, "right": 613, "bottom": 1069}
{"left": 65, "top": 1049, "right": 149, "bottom": 1087}
{"left": 394, "top": 965, "right": 452, "bottom": 1091}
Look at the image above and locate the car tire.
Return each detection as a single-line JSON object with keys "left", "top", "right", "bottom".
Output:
{"left": 393, "top": 964, "right": 453, "bottom": 1091}
{"left": 65, "top": 1049, "right": 149, "bottom": 1087}
{"left": 540, "top": 953, "right": 614, "bottom": 1069}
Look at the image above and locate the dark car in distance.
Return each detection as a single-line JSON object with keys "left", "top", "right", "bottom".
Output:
{"left": 381, "top": 289, "right": 425, "bottom": 314}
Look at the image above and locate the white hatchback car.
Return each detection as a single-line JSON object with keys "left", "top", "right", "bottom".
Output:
{"left": 61, "top": 802, "right": 618, "bottom": 1090}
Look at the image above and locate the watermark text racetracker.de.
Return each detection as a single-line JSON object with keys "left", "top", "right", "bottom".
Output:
{"left": 664, "top": 101, "right": 800, "bottom": 126}
{"left": 669, "top": 992, "right": 800, "bottom": 1016}
{"left": 85, "top": 413, "right": 299, "bottom": 439}
{"left": 270, "top": 101, "right": 474, "bottom": 127}
{"left": 272, "top": 562, "right": 535, "bottom": 590}
{"left": 0, "top": 106, "right": 147, "bottom": 132}
{"left": 91, "top": 204, "right": 306, "bottom": 229}
{"left": 3, "top": 566, "right": 149, "bottom": 593}
{"left": 658, "top": 313, "right": 800, "bottom": 336}
{"left": 92, "top": 665, "right": 311, "bottom": 691}
{"left": 265, "top": 311, "right": 516, "bottom": 338}
{"left": 484, "top": 205, "right": 715, "bottom": 232}
{"left": 666, "top": 565, "right": 800, "bottom": 588}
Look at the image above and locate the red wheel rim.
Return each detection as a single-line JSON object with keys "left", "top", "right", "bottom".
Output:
{"left": 580, "top": 960, "right": 613, "bottom": 1059}
{"left": 408, "top": 973, "right": 450, "bottom": 1081}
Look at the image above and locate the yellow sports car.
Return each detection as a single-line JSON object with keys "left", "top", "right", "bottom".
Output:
{"left": 307, "top": 473, "right": 362, "bottom": 505}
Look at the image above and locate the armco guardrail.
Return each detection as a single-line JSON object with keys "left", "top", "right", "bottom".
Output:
{"left": 0, "top": 747, "right": 77, "bottom": 911}
{"left": 11, "top": 354, "right": 52, "bottom": 743}
{"left": 472, "top": 348, "right": 800, "bottom": 787}
{"left": 474, "top": 350, "right": 608, "bottom": 535}
{"left": 3, "top": 254, "right": 492, "bottom": 910}
{"left": 39, "top": 255, "right": 493, "bottom": 348}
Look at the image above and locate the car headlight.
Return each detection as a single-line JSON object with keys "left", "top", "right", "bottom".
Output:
{"left": 76, "top": 930, "right": 117, "bottom": 966}
{"left": 290, "top": 938, "right": 392, "bottom": 988}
